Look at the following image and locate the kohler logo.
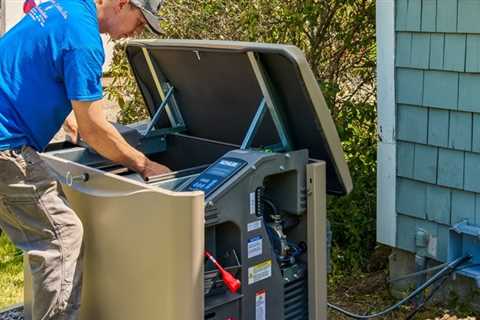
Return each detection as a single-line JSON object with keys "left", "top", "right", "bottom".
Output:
{"left": 220, "top": 160, "right": 239, "bottom": 168}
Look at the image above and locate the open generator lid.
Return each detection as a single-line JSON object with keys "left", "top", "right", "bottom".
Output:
{"left": 125, "top": 39, "right": 352, "bottom": 195}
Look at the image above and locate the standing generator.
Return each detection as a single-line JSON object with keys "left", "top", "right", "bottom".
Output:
{"left": 24, "top": 40, "right": 352, "bottom": 320}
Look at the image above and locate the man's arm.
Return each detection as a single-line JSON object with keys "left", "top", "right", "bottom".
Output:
{"left": 71, "top": 99, "right": 170, "bottom": 180}
{"left": 63, "top": 111, "right": 79, "bottom": 144}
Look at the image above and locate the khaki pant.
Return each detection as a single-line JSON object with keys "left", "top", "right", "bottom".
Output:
{"left": 0, "top": 146, "right": 83, "bottom": 320}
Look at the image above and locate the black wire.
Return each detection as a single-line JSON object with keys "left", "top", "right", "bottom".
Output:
{"left": 406, "top": 261, "right": 480, "bottom": 319}
{"left": 327, "top": 255, "right": 471, "bottom": 319}
{"left": 405, "top": 275, "right": 449, "bottom": 320}
{"left": 262, "top": 198, "right": 279, "bottom": 217}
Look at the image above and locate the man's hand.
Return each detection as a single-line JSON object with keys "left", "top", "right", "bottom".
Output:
{"left": 63, "top": 112, "right": 79, "bottom": 144}
{"left": 140, "top": 160, "right": 171, "bottom": 181}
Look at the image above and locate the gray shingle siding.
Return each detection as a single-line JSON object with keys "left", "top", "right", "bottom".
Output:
{"left": 394, "top": 0, "right": 480, "bottom": 261}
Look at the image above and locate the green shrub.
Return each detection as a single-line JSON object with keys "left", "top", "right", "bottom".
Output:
{"left": 106, "top": 0, "right": 377, "bottom": 273}
{"left": 0, "top": 233, "right": 23, "bottom": 308}
{"left": 328, "top": 100, "right": 377, "bottom": 274}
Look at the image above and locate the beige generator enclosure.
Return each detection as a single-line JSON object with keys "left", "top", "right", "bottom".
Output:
{"left": 24, "top": 40, "right": 352, "bottom": 320}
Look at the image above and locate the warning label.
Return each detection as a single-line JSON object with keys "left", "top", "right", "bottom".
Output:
{"left": 247, "top": 220, "right": 262, "bottom": 232}
{"left": 250, "top": 192, "right": 256, "bottom": 214}
{"left": 256, "top": 290, "right": 266, "bottom": 320}
{"left": 248, "top": 260, "right": 272, "bottom": 284}
{"left": 248, "top": 236, "right": 263, "bottom": 259}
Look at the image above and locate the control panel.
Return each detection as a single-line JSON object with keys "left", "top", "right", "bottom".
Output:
{"left": 185, "top": 157, "right": 247, "bottom": 197}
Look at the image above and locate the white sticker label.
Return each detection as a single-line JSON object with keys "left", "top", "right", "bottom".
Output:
{"left": 256, "top": 290, "right": 266, "bottom": 320}
{"left": 428, "top": 236, "right": 438, "bottom": 257}
{"left": 248, "top": 220, "right": 262, "bottom": 232}
{"left": 250, "top": 192, "right": 256, "bottom": 215}
{"left": 248, "top": 260, "right": 272, "bottom": 284}
{"left": 248, "top": 236, "right": 263, "bottom": 259}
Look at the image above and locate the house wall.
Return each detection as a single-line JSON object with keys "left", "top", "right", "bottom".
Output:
{"left": 1, "top": 0, "right": 114, "bottom": 70}
{"left": 389, "top": 0, "right": 480, "bottom": 263}
{"left": 377, "top": 0, "right": 397, "bottom": 247}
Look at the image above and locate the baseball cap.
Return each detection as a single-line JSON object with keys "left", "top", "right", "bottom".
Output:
{"left": 130, "top": 0, "right": 164, "bottom": 35}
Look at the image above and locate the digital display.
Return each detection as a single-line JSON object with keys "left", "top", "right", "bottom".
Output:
{"left": 186, "top": 158, "right": 247, "bottom": 197}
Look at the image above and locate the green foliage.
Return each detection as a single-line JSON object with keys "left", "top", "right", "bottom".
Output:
{"left": 106, "top": 0, "right": 377, "bottom": 273}
{"left": 0, "top": 234, "right": 23, "bottom": 308}
{"left": 105, "top": 43, "right": 149, "bottom": 124}
{"left": 328, "top": 100, "right": 377, "bottom": 274}
{"left": 446, "top": 288, "right": 480, "bottom": 316}
{"left": 107, "top": 0, "right": 376, "bottom": 123}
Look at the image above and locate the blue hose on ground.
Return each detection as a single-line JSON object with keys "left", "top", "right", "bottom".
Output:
{"left": 328, "top": 254, "right": 472, "bottom": 319}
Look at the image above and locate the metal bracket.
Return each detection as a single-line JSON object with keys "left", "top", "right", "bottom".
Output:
{"left": 241, "top": 98, "right": 267, "bottom": 149}
{"left": 142, "top": 48, "right": 186, "bottom": 132}
{"left": 143, "top": 85, "right": 175, "bottom": 137}
{"left": 247, "top": 52, "right": 292, "bottom": 152}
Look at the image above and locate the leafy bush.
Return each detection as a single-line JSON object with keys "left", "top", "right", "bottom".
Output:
{"left": 106, "top": 44, "right": 150, "bottom": 124}
{"left": 106, "top": 0, "right": 377, "bottom": 273}
{"left": 0, "top": 233, "right": 23, "bottom": 308}
{"left": 328, "top": 100, "right": 377, "bottom": 274}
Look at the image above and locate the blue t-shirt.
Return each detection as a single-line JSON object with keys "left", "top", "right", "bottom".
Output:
{"left": 0, "top": 0, "right": 105, "bottom": 151}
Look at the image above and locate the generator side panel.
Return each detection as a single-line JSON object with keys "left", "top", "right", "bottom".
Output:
{"left": 203, "top": 150, "right": 310, "bottom": 320}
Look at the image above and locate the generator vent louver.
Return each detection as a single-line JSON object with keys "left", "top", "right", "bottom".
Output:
{"left": 284, "top": 276, "right": 308, "bottom": 320}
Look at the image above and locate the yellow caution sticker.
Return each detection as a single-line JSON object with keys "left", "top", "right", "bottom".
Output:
{"left": 248, "top": 260, "right": 272, "bottom": 285}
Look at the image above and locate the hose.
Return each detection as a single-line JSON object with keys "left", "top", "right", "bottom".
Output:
{"left": 405, "top": 275, "right": 450, "bottom": 320}
{"left": 388, "top": 263, "right": 448, "bottom": 283}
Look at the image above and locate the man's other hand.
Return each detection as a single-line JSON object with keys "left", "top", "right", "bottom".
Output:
{"left": 141, "top": 160, "right": 171, "bottom": 181}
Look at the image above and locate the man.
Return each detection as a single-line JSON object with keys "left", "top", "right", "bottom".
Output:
{"left": 0, "top": 0, "right": 169, "bottom": 318}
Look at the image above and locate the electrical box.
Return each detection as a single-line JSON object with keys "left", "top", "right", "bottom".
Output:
{"left": 448, "top": 222, "right": 480, "bottom": 286}
{"left": 24, "top": 40, "right": 352, "bottom": 320}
